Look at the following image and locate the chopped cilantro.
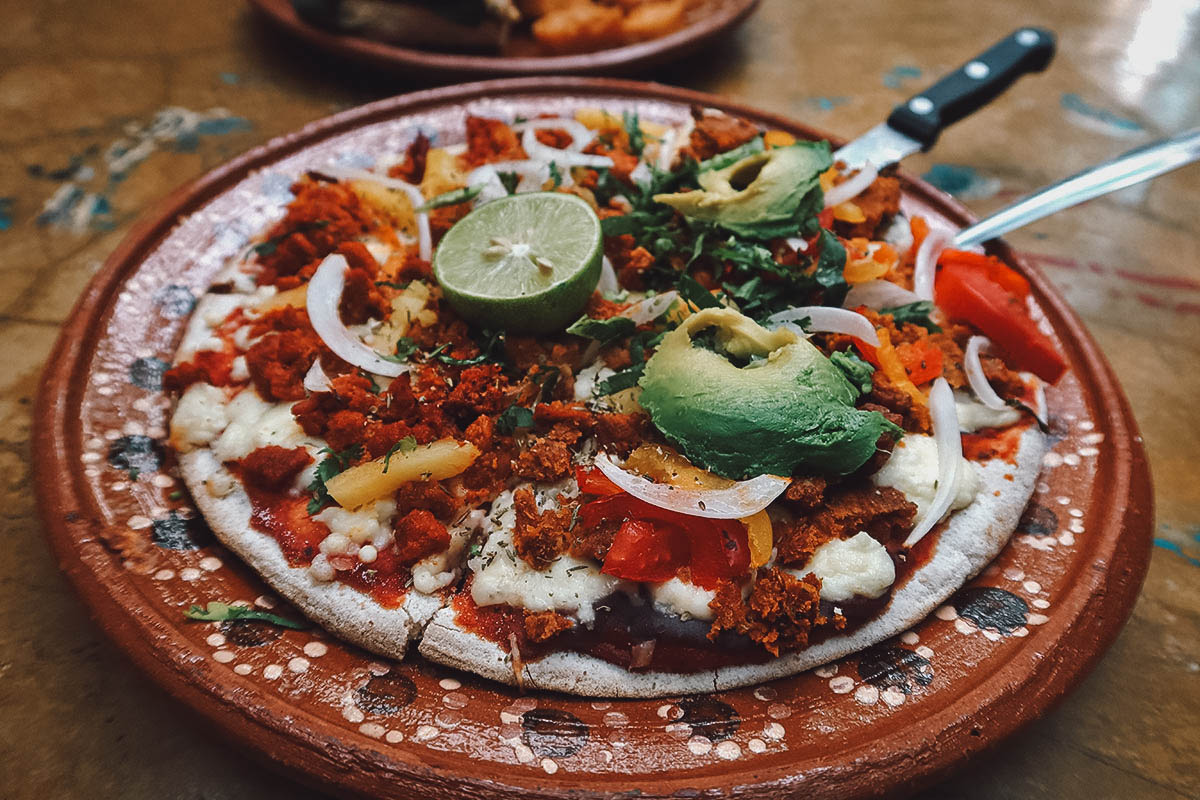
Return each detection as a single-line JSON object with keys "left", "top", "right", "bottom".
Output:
{"left": 306, "top": 444, "right": 362, "bottom": 513}
{"left": 251, "top": 220, "right": 330, "bottom": 257}
{"left": 467, "top": 542, "right": 483, "bottom": 559}
{"left": 623, "top": 110, "right": 645, "bottom": 156}
{"left": 382, "top": 337, "right": 419, "bottom": 363}
{"left": 676, "top": 273, "right": 721, "bottom": 310}
{"left": 497, "top": 171, "right": 520, "bottom": 195}
{"left": 185, "top": 601, "right": 308, "bottom": 630}
{"left": 417, "top": 185, "right": 481, "bottom": 211}
{"left": 880, "top": 300, "right": 941, "bottom": 332}
{"left": 565, "top": 314, "right": 636, "bottom": 344}
{"left": 595, "top": 363, "right": 645, "bottom": 395}
{"left": 548, "top": 161, "right": 563, "bottom": 188}
{"left": 382, "top": 436, "right": 418, "bottom": 473}
{"left": 496, "top": 404, "right": 535, "bottom": 434}
{"left": 375, "top": 279, "right": 411, "bottom": 290}
{"left": 830, "top": 350, "right": 875, "bottom": 394}
{"left": 814, "top": 229, "right": 849, "bottom": 306}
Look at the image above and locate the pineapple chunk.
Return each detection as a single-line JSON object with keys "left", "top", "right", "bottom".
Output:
{"left": 326, "top": 439, "right": 480, "bottom": 510}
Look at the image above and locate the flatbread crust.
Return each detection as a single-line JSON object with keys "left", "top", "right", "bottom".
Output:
{"left": 179, "top": 436, "right": 443, "bottom": 660}
{"left": 418, "top": 426, "right": 1045, "bottom": 697}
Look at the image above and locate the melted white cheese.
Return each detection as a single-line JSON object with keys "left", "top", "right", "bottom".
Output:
{"left": 872, "top": 434, "right": 980, "bottom": 521}
{"left": 468, "top": 490, "right": 630, "bottom": 626}
{"left": 169, "top": 383, "right": 229, "bottom": 452}
{"left": 412, "top": 510, "right": 485, "bottom": 594}
{"left": 955, "top": 392, "right": 1021, "bottom": 432}
{"left": 211, "top": 390, "right": 312, "bottom": 462}
{"left": 314, "top": 499, "right": 397, "bottom": 548}
{"left": 651, "top": 577, "right": 716, "bottom": 621}
{"left": 795, "top": 532, "right": 895, "bottom": 602}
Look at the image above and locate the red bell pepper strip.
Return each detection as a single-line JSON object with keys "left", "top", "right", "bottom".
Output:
{"left": 854, "top": 332, "right": 944, "bottom": 386}
{"left": 935, "top": 262, "right": 1066, "bottom": 382}
{"left": 938, "top": 249, "right": 1030, "bottom": 297}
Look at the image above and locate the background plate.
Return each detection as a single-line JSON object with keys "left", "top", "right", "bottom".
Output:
{"left": 248, "top": 0, "right": 760, "bottom": 78}
{"left": 34, "top": 78, "right": 1152, "bottom": 799}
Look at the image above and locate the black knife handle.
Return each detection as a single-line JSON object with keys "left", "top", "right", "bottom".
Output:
{"left": 886, "top": 27, "right": 1056, "bottom": 150}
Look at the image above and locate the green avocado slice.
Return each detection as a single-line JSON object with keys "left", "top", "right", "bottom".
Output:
{"left": 652, "top": 141, "right": 831, "bottom": 239}
{"left": 638, "top": 308, "right": 899, "bottom": 479}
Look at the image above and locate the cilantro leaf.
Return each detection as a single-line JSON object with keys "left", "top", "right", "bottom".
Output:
{"left": 375, "top": 279, "right": 411, "bottom": 290}
{"left": 566, "top": 314, "right": 636, "bottom": 344}
{"left": 496, "top": 405, "right": 534, "bottom": 434}
{"left": 830, "top": 350, "right": 875, "bottom": 394}
{"left": 382, "top": 436, "right": 418, "bottom": 473}
{"left": 185, "top": 601, "right": 308, "bottom": 630}
{"left": 814, "top": 229, "right": 849, "bottom": 306}
{"left": 382, "top": 337, "right": 419, "bottom": 363}
{"left": 880, "top": 300, "right": 941, "bottom": 332}
{"left": 548, "top": 161, "right": 563, "bottom": 188}
{"left": 306, "top": 444, "right": 363, "bottom": 513}
{"left": 251, "top": 220, "right": 330, "bottom": 257}
{"left": 676, "top": 273, "right": 721, "bottom": 310}
{"left": 416, "top": 185, "right": 481, "bottom": 211}
{"left": 596, "top": 363, "right": 645, "bottom": 395}
{"left": 497, "top": 171, "right": 520, "bottom": 195}
{"left": 623, "top": 110, "right": 646, "bottom": 156}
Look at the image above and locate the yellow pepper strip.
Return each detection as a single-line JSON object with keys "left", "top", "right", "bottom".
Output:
{"left": 874, "top": 328, "right": 926, "bottom": 406}
{"left": 832, "top": 201, "right": 866, "bottom": 223}
{"left": 625, "top": 445, "right": 775, "bottom": 569}
{"left": 843, "top": 239, "right": 890, "bottom": 284}
{"left": 819, "top": 166, "right": 838, "bottom": 192}
{"left": 763, "top": 129, "right": 796, "bottom": 148}
{"left": 256, "top": 284, "right": 308, "bottom": 312}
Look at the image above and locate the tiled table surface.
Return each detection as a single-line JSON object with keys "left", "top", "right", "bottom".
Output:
{"left": 1, "top": 1, "right": 1196, "bottom": 797}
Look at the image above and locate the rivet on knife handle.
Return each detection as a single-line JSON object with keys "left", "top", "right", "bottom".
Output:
{"left": 886, "top": 27, "right": 1056, "bottom": 150}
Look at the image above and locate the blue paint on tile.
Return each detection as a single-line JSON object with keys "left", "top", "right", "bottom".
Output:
{"left": 194, "top": 116, "right": 253, "bottom": 136}
{"left": 0, "top": 197, "right": 12, "bottom": 231}
{"left": 922, "top": 163, "right": 1002, "bottom": 201}
{"left": 1060, "top": 93, "right": 1142, "bottom": 132}
{"left": 883, "top": 65, "right": 922, "bottom": 89}
{"left": 807, "top": 96, "right": 851, "bottom": 112}
{"left": 220, "top": 71, "right": 241, "bottom": 85}
{"left": 1154, "top": 537, "right": 1200, "bottom": 567}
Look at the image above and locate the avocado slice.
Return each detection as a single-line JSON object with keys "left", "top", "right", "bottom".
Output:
{"left": 652, "top": 141, "right": 832, "bottom": 239}
{"left": 638, "top": 308, "right": 899, "bottom": 479}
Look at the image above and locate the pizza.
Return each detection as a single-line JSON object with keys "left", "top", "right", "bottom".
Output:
{"left": 165, "top": 106, "right": 1063, "bottom": 697}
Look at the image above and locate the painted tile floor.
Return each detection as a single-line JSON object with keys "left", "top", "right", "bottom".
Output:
{"left": 1, "top": 1, "right": 1196, "bottom": 797}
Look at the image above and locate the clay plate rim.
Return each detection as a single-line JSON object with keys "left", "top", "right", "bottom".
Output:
{"left": 33, "top": 77, "right": 1153, "bottom": 799}
{"left": 247, "top": 0, "right": 761, "bottom": 78}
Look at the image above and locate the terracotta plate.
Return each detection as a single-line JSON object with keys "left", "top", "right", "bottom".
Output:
{"left": 34, "top": 78, "right": 1153, "bottom": 799}
{"left": 248, "top": 0, "right": 760, "bottom": 78}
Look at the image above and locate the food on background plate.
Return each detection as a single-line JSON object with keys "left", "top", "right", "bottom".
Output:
{"left": 166, "top": 105, "right": 1064, "bottom": 696}
{"left": 291, "top": 0, "right": 698, "bottom": 54}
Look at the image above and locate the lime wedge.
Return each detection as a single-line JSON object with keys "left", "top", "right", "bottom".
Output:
{"left": 433, "top": 192, "right": 603, "bottom": 333}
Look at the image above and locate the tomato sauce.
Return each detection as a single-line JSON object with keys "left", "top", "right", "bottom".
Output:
{"left": 244, "top": 486, "right": 409, "bottom": 608}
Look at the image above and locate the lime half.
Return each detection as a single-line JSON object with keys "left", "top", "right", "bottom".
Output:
{"left": 433, "top": 192, "right": 603, "bottom": 333}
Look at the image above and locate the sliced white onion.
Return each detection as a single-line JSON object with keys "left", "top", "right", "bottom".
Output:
{"left": 904, "top": 378, "right": 961, "bottom": 547}
{"left": 303, "top": 358, "right": 333, "bottom": 393}
{"left": 629, "top": 160, "right": 652, "bottom": 187}
{"left": 597, "top": 256, "right": 619, "bottom": 296}
{"left": 912, "top": 228, "right": 952, "bottom": 302}
{"left": 842, "top": 279, "right": 921, "bottom": 310}
{"left": 522, "top": 127, "right": 614, "bottom": 169}
{"left": 620, "top": 290, "right": 679, "bottom": 325}
{"left": 656, "top": 128, "right": 677, "bottom": 171}
{"left": 511, "top": 117, "right": 594, "bottom": 151}
{"left": 765, "top": 306, "right": 880, "bottom": 346}
{"left": 964, "top": 336, "right": 1008, "bottom": 411}
{"left": 320, "top": 165, "right": 431, "bottom": 262}
{"left": 593, "top": 453, "right": 789, "bottom": 520}
{"left": 785, "top": 236, "right": 809, "bottom": 253}
{"left": 307, "top": 255, "right": 410, "bottom": 378}
{"left": 823, "top": 162, "right": 878, "bottom": 208}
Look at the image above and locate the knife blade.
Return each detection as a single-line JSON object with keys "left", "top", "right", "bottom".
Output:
{"left": 834, "top": 27, "right": 1056, "bottom": 170}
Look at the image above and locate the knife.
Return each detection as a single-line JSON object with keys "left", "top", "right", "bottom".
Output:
{"left": 834, "top": 28, "right": 1056, "bottom": 170}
